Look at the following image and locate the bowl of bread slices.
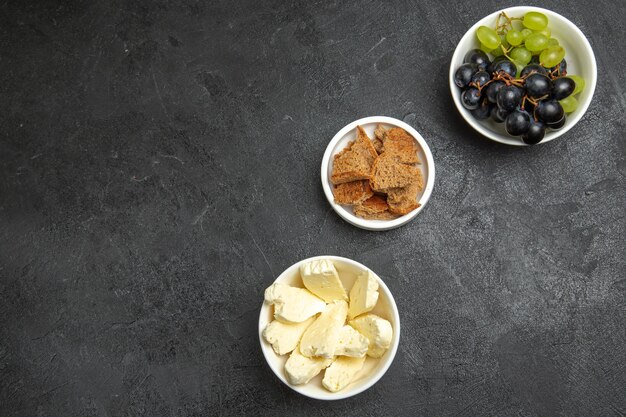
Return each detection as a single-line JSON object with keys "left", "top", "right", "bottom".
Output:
{"left": 321, "top": 116, "right": 435, "bottom": 231}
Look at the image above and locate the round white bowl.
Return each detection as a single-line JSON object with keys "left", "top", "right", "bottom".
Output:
{"left": 449, "top": 6, "right": 597, "bottom": 146}
{"left": 258, "top": 256, "right": 400, "bottom": 400}
{"left": 321, "top": 116, "right": 435, "bottom": 231}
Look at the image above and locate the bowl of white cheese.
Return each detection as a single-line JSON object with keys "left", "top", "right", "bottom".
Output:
{"left": 258, "top": 256, "right": 400, "bottom": 400}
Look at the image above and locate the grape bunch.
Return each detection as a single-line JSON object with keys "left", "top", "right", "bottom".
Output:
{"left": 454, "top": 11, "right": 586, "bottom": 144}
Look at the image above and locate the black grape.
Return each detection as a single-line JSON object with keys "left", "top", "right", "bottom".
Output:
{"left": 461, "top": 87, "right": 481, "bottom": 110}
{"left": 505, "top": 110, "right": 531, "bottom": 136}
{"left": 492, "top": 60, "right": 516, "bottom": 78}
{"left": 552, "top": 77, "right": 575, "bottom": 100}
{"left": 454, "top": 63, "right": 478, "bottom": 88}
{"left": 485, "top": 80, "right": 505, "bottom": 103}
{"left": 497, "top": 85, "right": 523, "bottom": 112}
{"left": 464, "top": 49, "right": 491, "bottom": 71}
{"left": 521, "top": 64, "right": 548, "bottom": 78}
{"left": 525, "top": 73, "right": 552, "bottom": 98}
{"left": 471, "top": 99, "right": 492, "bottom": 120}
{"left": 547, "top": 114, "right": 566, "bottom": 130}
{"left": 522, "top": 120, "right": 546, "bottom": 144}
{"left": 471, "top": 71, "right": 491, "bottom": 88}
{"left": 535, "top": 100, "right": 564, "bottom": 123}
{"left": 491, "top": 106, "right": 508, "bottom": 123}
{"left": 487, "top": 55, "right": 508, "bottom": 74}
{"left": 549, "top": 59, "right": 567, "bottom": 76}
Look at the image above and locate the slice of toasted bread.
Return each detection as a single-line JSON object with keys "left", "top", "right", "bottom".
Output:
{"left": 333, "top": 180, "right": 374, "bottom": 205}
{"left": 354, "top": 195, "right": 398, "bottom": 220}
{"left": 383, "top": 128, "right": 421, "bottom": 164}
{"left": 374, "top": 124, "right": 387, "bottom": 141}
{"left": 369, "top": 153, "right": 420, "bottom": 192}
{"left": 372, "top": 137, "right": 384, "bottom": 155}
{"left": 330, "top": 126, "right": 379, "bottom": 184}
{"left": 372, "top": 124, "right": 387, "bottom": 154}
{"left": 386, "top": 168, "right": 424, "bottom": 215}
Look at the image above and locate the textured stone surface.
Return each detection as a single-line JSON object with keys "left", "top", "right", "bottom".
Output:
{"left": 1, "top": 1, "right": 625, "bottom": 416}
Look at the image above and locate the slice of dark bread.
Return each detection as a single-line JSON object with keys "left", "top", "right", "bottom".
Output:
{"left": 354, "top": 195, "right": 397, "bottom": 220}
{"left": 386, "top": 168, "right": 424, "bottom": 215}
{"left": 330, "top": 126, "right": 378, "bottom": 184}
{"left": 382, "top": 127, "right": 421, "bottom": 164}
{"left": 370, "top": 153, "right": 420, "bottom": 192}
{"left": 372, "top": 124, "right": 386, "bottom": 154}
{"left": 333, "top": 180, "right": 374, "bottom": 205}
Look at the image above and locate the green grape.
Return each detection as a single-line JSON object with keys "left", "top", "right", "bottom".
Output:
{"left": 535, "top": 27, "right": 551, "bottom": 38}
{"left": 520, "top": 28, "right": 533, "bottom": 40}
{"left": 525, "top": 33, "right": 549, "bottom": 52}
{"left": 491, "top": 45, "right": 504, "bottom": 57}
{"left": 540, "top": 46, "right": 566, "bottom": 67}
{"left": 480, "top": 42, "right": 492, "bottom": 54}
{"left": 510, "top": 47, "right": 532, "bottom": 65}
{"left": 513, "top": 61, "right": 525, "bottom": 78}
{"left": 523, "top": 11, "right": 548, "bottom": 31}
{"left": 568, "top": 75, "right": 585, "bottom": 95}
{"left": 560, "top": 96, "right": 578, "bottom": 113}
{"left": 506, "top": 30, "right": 524, "bottom": 46}
{"left": 477, "top": 26, "right": 501, "bottom": 50}
{"left": 548, "top": 38, "right": 559, "bottom": 46}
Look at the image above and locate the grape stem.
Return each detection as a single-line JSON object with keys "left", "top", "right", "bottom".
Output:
{"left": 521, "top": 95, "right": 541, "bottom": 122}
{"left": 475, "top": 79, "right": 493, "bottom": 91}
{"left": 525, "top": 96, "right": 539, "bottom": 106}
{"left": 491, "top": 71, "right": 524, "bottom": 88}
{"left": 495, "top": 12, "right": 522, "bottom": 35}
{"left": 548, "top": 66, "right": 566, "bottom": 78}
{"left": 499, "top": 45, "right": 520, "bottom": 64}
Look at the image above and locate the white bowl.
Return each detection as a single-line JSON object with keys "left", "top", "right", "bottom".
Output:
{"left": 258, "top": 256, "right": 400, "bottom": 400}
{"left": 449, "top": 6, "right": 597, "bottom": 146}
{"left": 320, "top": 116, "right": 435, "bottom": 231}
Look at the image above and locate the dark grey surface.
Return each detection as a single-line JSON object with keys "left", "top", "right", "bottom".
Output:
{"left": 1, "top": 0, "right": 625, "bottom": 416}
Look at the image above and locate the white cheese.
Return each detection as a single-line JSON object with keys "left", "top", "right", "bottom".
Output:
{"left": 264, "top": 283, "right": 325, "bottom": 323}
{"left": 263, "top": 316, "right": 315, "bottom": 355}
{"left": 348, "top": 270, "right": 379, "bottom": 319}
{"left": 334, "top": 325, "right": 369, "bottom": 357}
{"left": 284, "top": 345, "right": 334, "bottom": 385}
{"left": 349, "top": 314, "right": 393, "bottom": 358}
{"left": 300, "top": 259, "right": 348, "bottom": 302}
{"left": 322, "top": 356, "right": 366, "bottom": 392}
{"left": 300, "top": 300, "right": 348, "bottom": 358}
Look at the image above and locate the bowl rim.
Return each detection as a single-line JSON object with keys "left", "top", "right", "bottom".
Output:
{"left": 449, "top": 5, "right": 597, "bottom": 146}
{"left": 320, "top": 116, "right": 435, "bottom": 231}
{"left": 258, "top": 255, "right": 401, "bottom": 400}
